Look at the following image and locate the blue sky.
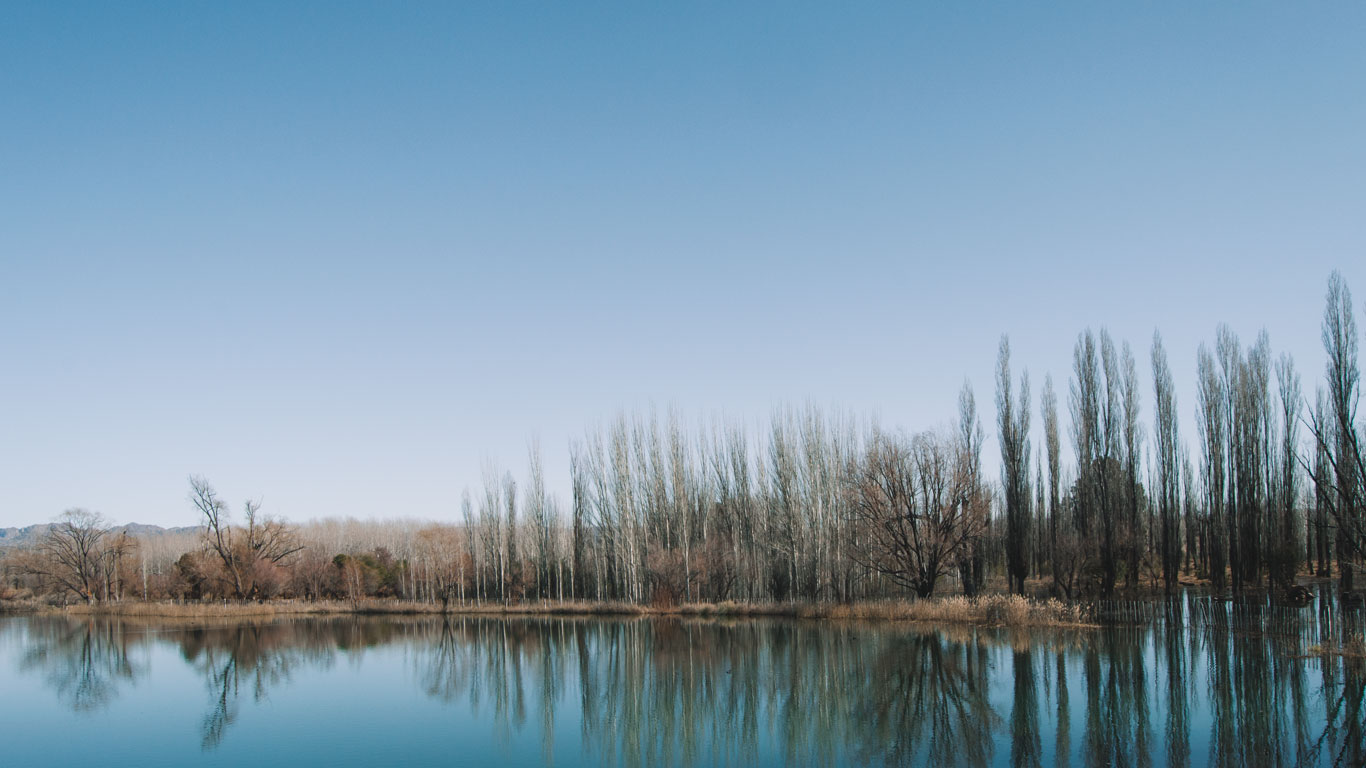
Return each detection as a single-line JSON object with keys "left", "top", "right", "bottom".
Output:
{"left": 2, "top": 3, "right": 1364, "bottom": 527}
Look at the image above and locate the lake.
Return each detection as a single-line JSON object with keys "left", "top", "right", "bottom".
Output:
{"left": 1, "top": 601, "right": 1362, "bottom": 767}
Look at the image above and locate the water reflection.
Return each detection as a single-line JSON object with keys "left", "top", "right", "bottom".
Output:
{"left": 186, "top": 623, "right": 315, "bottom": 748}
{"left": 6, "top": 607, "right": 1365, "bottom": 767}
{"left": 16, "top": 618, "right": 143, "bottom": 713}
{"left": 852, "top": 629, "right": 998, "bottom": 766}
{"left": 1011, "top": 647, "right": 1041, "bottom": 768}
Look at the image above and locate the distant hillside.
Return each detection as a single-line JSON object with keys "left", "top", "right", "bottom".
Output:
{"left": 0, "top": 523, "right": 200, "bottom": 549}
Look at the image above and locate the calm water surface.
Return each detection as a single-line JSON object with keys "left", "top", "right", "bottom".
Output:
{"left": 1, "top": 604, "right": 1363, "bottom": 767}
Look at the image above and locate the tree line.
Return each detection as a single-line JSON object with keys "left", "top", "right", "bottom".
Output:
{"left": 4, "top": 272, "right": 1363, "bottom": 606}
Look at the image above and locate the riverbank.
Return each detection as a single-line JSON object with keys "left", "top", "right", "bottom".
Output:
{"left": 13, "top": 594, "right": 1094, "bottom": 628}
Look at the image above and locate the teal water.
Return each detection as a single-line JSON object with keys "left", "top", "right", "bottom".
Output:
{"left": 0, "top": 609, "right": 1362, "bottom": 767}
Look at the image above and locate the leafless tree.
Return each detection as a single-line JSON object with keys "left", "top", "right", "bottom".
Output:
{"left": 1041, "top": 375, "right": 1076, "bottom": 596}
{"left": 1097, "top": 330, "right": 1122, "bottom": 596}
{"left": 1120, "top": 340, "right": 1143, "bottom": 590}
{"left": 996, "top": 336, "right": 1032, "bottom": 595}
{"left": 956, "top": 384, "right": 989, "bottom": 596}
{"left": 460, "top": 490, "right": 476, "bottom": 603}
{"left": 847, "top": 428, "right": 986, "bottom": 598}
{"left": 1181, "top": 452, "right": 1198, "bottom": 576}
{"left": 416, "top": 525, "right": 464, "bottom": 610}
{"left": 503, "top": 472, "right": 521, "bottom": 600}
{"left": 99, "top": 531, "right": 136, "bottom": 602}
{"left": 1152, "top": 332, "right": 1181, "bottom": 593}
{"left": 1311, "top": 390, "right": 1334, "bottom": 576}
{"left": 569, "top": 441, "right": 588, "bottom": 599}
{"left": 1070, "top": 330, "right": 1118, "bottom": 595}
{"left": 1197, "top": 344, "right": 1228, "bottom": 589}
{"left": 477, "top": 465, "right": 504, "bottom": 601}
{"left": 1269, "top": 353, "right": 1303, "bottom": 590}
{"left": 24, "top": 509, "right": 112, "bottom": 603}
{"left": 1307, "top": 271, "right": 1364, "bottom": 594}
{"left": 1236, "top": 332, "right": 1273, "bottom": 590}
{"left": 526, "top": 440, "right": 551, "bottom": 599}
{"left": 189, "top": 475, "right": 303, "bottom": 600}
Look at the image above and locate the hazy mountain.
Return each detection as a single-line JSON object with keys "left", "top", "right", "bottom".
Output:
{"left": 0, "top": 523, "right": 200, "bottom": 548}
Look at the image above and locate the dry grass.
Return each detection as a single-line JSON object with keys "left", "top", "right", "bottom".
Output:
{"left": 789, "top": 595, "right": 1092, "bottom": 627}
{"left": 46, "top": 595, "right": 1093, "bottom": 628}
{"left": 63, "top": 600, "right": 325, "bottom": 618}
{"left": 54, "top": 598, "right": 648, "bottom": 620}
{"left": 1306, "top": 634, "right": 1366, "bottom": 660}
{"left": 0, "top": 585, "right": 45, "bottom": 614}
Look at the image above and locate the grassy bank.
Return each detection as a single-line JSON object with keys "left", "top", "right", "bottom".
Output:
{"left": 36, "top": 594, "right": 1093, "bottom": 628}
{"left": 0, "top": 599, "right": 44, "bottom": 614}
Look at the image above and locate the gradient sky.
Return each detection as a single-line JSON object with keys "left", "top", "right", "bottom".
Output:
{"left": 2, "top": 3, "right": 1364, "bottom": 528}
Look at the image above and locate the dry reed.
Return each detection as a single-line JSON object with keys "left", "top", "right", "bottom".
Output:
{"left": 1306, "top": 634, "right": 1366, "bottom": 660}
{"left": 47, "top": 594, "right": 1092, "bottom": 627}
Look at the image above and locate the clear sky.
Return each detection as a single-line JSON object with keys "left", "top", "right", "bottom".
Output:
{"left": 2, "top": 3, "right": 1364, "bottom": 528}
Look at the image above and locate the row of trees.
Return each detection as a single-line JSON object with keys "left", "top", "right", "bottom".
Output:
{"left": 1000, "top": 272, "right": 1362, "bottom": 600}
{"left": 4, "top": 272, "right": 1363, "bottom": 605}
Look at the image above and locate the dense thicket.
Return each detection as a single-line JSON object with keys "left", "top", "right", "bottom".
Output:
{"left": 3, "top": 272, "right": 1364, "bottom": 606}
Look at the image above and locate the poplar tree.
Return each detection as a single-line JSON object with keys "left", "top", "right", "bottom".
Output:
{"left": 997, "top": 336, "right": 1032, "bottom": 595}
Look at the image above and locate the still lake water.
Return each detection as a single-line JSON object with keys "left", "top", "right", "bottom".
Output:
{"left": 1, "top": 604, "right": 1363, "bottom": 768}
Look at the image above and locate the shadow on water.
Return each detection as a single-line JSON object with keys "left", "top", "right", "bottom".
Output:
{"left": 4, "top": 596, "right": 1365, "bottom": 766}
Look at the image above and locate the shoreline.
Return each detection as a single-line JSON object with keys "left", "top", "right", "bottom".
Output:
{"left": 4, "top": 595, "right": 1098, "bottom": 628}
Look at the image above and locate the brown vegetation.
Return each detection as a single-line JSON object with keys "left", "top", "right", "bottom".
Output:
{"left": 47, "top": 594, "right": 1092, "bottom": 628}
{"left": 1306, "top": 634, "right": 1366, "bottom": 661}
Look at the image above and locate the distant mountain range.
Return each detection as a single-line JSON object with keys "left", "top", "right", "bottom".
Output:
{"left": 0, "top": 523, "right": 200, "bottom": 548}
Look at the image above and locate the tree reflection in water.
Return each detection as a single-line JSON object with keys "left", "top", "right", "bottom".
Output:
{"left": 16, "top": 617, "right": 142, "bottom": 713}
{"left": 1160, "top": 602, "right": 1190, "bottom": 768}
{"left": 1011, "top": 646, "right": 1041, "bottom": 768}
{"left": 9, "top": 606, "right": 1366, "bottom": 766}
{"left": 851, "top": 628, "right": 999, "bottom": 767}
{"left": 175, "top": 618, "right": 410, "bottom": 749}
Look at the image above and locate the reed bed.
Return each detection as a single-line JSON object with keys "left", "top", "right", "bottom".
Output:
{"left": 54, "top": 599, "right": 650, "bottom": 619}
{"left": 790, "top": 595, "right": 1092, "bottom": 627}
{"left": 1306, "top": 634, "right": 1366, "bottom": 660}
{"left": 46, "top": 594, "right": 1092, "bottom": 627}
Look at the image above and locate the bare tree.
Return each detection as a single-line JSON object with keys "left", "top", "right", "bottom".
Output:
{"left": 527, "top": 440, "right": 551, "bottom": 599}
{"left": 1070, "top": 330, "right": 1113, "bottom": 595}
{"left": 1270, "top": 353, "right": 1302, "bottom": 590}
{"left": 478, "top": 465, "right": 504, "bottom": 601}
{"left": 460, "top": 490, "right": 476, "bottom": 603}
{"left": 1197, "top": 344, "right": 1229, "bottom": 590}
{"left": 24, "top": 509, "right": 112, "bottom": 603}
{"left": 569, "top": 441, "right": 588, "bottom": 599}
{"left": 1307, "top": 271, "right": 1364, "bottom": 594}
{"left": 1236, "top": 332, "right": 1273, "bottom": 589}
{"left": 1152, "top": 332, "right": 1181, "bottom": 593}
{"left": 996, "top": 336, "right": 1032, "bottom": 595}
{"left": 1098, "top": 330, "right": 1122, "bottom": 596}
{"left": 956, "top": 383, "right": 989, "bottom": 596}
{"left": 1041, "top": 375, "right": 1077, "bottom": 597}
{"left": 503, "top": 472, "right": 521, "bottom": 600}
{"left": 99, "top": 531, "right": 136, "bottom": 602}
{"left": 189, "top": 475, "right": 303, "bottom": 600}
{"left": 1311, "top": 390, "right": 1334, "bottom": 576}
{"left": 1120, "top": 340, "right": 1143, "bottom": 590}
{"left": 1182, "top": 452, "right": 1198, "bottom": 576}
{"left": 416, "top": 525, "right": 464, "bottom": 610}
{"left": 847, "top": 429, "right": 986, "bottom": 598}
